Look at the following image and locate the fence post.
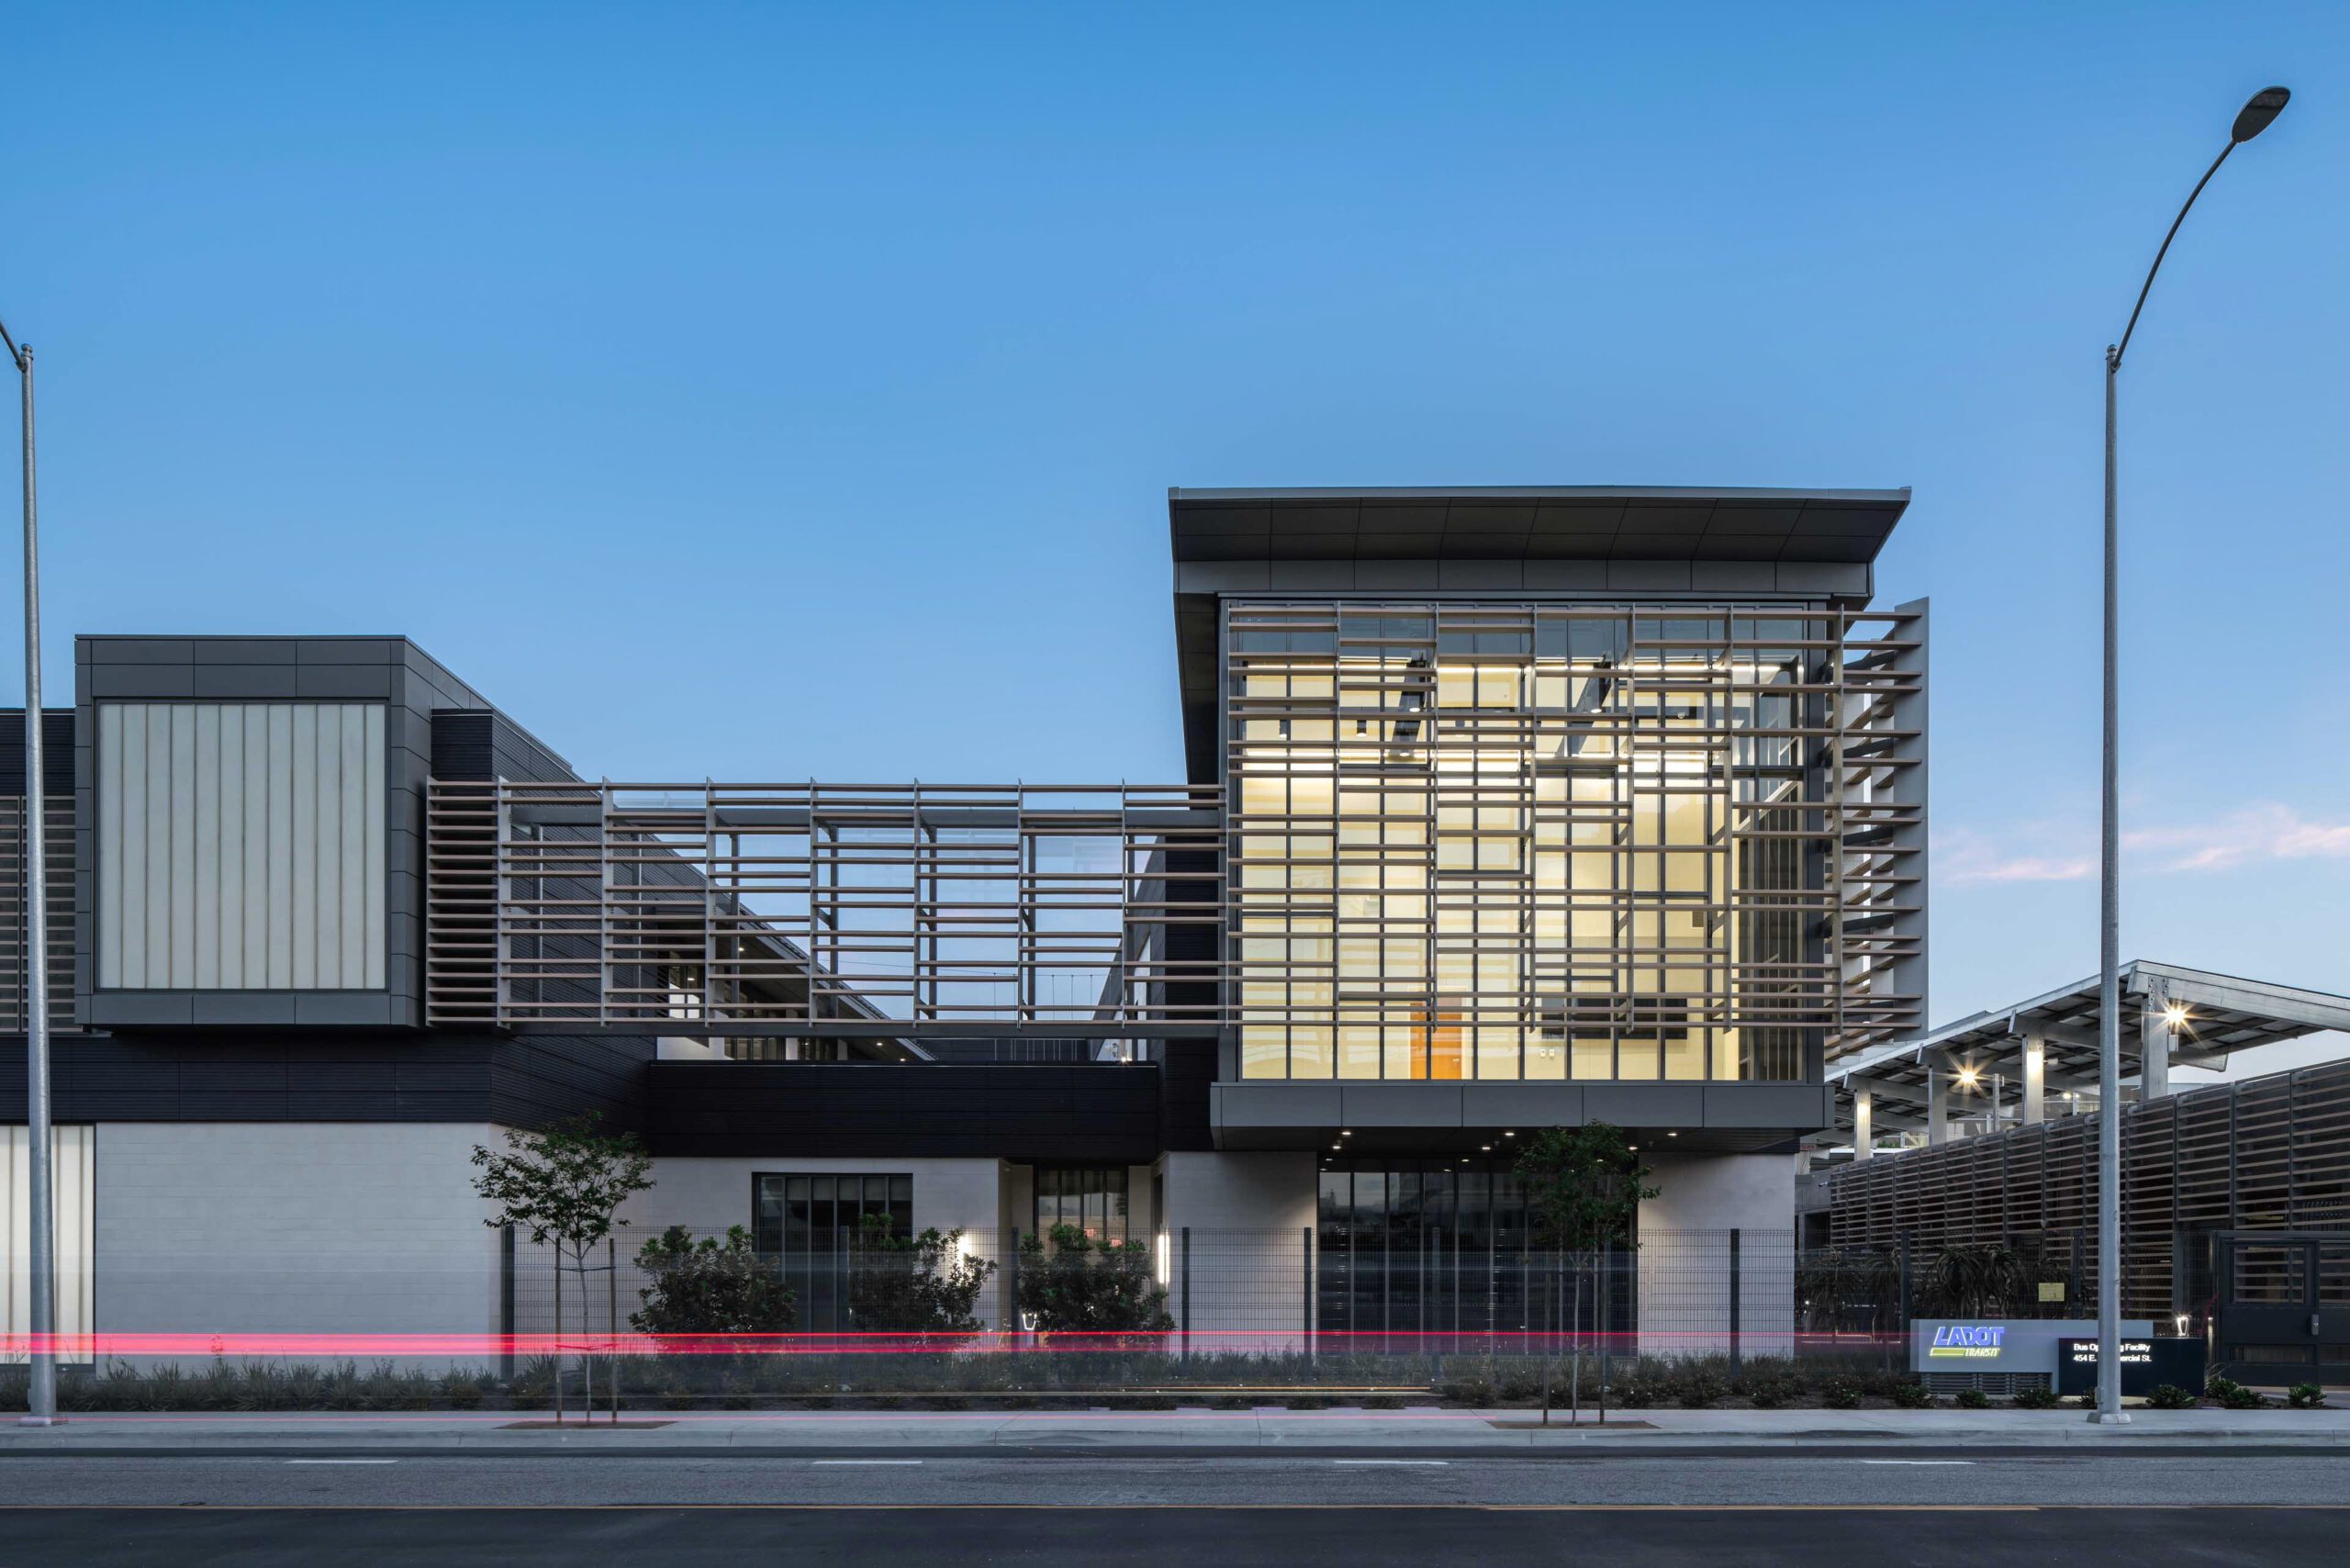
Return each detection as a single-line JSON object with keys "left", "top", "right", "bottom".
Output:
{"left": 1897, "top": 1230, "right": 1913, "bottom": 1331}
{"left": 500, "top": 1224, "right": 516, "bottom": 1383}
{"left": 1302, "top": 1225, "right": 1314, "bottom": 1366}
{"left": 1181, "top": 1226, "right": 1192, "bottom": 1365}
{"left": 608, "top": 1235, "right": 619, "bottom": 1423}
{"left": 1007, "top": 1227, "right": 1021, "bottom": 1341}
{"left": 1728, "top": 1228, "right": 1742, "bottom": 1373}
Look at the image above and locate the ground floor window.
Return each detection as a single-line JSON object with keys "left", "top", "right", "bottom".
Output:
{"left": 1316, "top": 1159, "right": 1633, "bottom": 1338}
{"left": 1034, "top": 1166, "right": 1129, "bottom": 1243}
{"left": 752, "top": 1172, "right": 913, "bottom": 1330}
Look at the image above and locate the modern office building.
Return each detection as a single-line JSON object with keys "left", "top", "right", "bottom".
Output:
{"left": 0, "top": 486, "right": 1929, "bottom": 1350}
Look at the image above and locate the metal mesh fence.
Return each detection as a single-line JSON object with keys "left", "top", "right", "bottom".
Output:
{"left": 22, "top": 1226, "right": 2178, "bottom": 1394}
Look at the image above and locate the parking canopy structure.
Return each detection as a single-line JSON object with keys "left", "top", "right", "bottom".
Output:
{"left": 1818, "top": 960, "right": 2350, "bottom": 1155}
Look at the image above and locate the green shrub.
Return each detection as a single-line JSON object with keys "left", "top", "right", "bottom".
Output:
{"left": 1016, "top": 1225, "right": 1174, "bottom": 1334}
{"left": 632, "top": 1225, "right": 797, "bottom": 1336}
{"left": 2203, "top": 1373, "right": 2267, "bottom": 1409}
{"left": 1821, "top": 1377, "right": 1862, "bottom": 1410}
{"left": 1952, "top": 1386, "right": 1988, "bottom": 1409}
{"left": 1741, "top": 1375, "right": 1798, "bottom": 1409}
{"left": 1676, "top": 1373, "right": 1725, "bottom": 1409}
{"left": 848, "top": 1216, "right": 998, "bottom": 1334}
{"left": 2288, "top": 1383, "right": 2326, "bottom": 1410}
{"left": 2010, "top": 1383, "right": 2061, "bottom": 1409}
{"left": 1611, "top": 1378, "right": 1658, "bottom": 1408}
{"left": 2146, "top": 1383, "right": 2198, "bottom": 1410}
{"left": 1889, "top": 1382, "right": 1934, "bottom": 1409}
{"left": 1439, "top": 1375, "right": 1496, "bottom": 1407}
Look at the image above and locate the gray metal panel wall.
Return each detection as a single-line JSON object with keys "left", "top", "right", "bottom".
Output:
{"left": 95, "top": 701, "right": 386, "bottom": 991}
{"left": 73, "top": 636, "right": 569, "bottom": 1030}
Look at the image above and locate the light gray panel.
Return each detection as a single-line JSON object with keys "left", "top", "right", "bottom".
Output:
{"left": 340, "top": 703, "right": 367, "bottom": 987}
{"left": 92, "top": 699, "right": 390, "bottom": 994}
{"left": 289, "top": 704, "right": 317, "bottom": 990}
{"left": 95, "top": 702, "right": 123, "bottom": 989}
{"left": 192, "top": 704, "right": 220, "bottom": 989}
{"left": 364, "top": 704, "right": 386, "bottom": 991}
{"left": 312, "top": 703, "right": 341, "bottom": 988}
{"left": 168, "top": 704, "right": 196, "bottom": 988}
{"left": 241, "top": 705, "right": 270, "bottom": 986}
{"left": 266, "top": 705, "right": 293, "bottom": 988}
{"left": 118, "top": 704, "right": 148, "bottom": 987}
{"left": 217, "top": 705, "right": 245, "bottom": 989}
{"left": 143, "top": 705, "right": 171, "bottom": 989}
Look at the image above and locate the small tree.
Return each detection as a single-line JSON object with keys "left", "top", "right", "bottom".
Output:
{"left": 1515, "top": 1122, "right": 1657, "bottom": 1426}
{"left": 849, "top": 1215, "right": 998, "bottom": 1338}
{"left": 471, "top": 1113, "right": 654, "bottom": 1422}
{"left": 1917, "top": 1244, "right": 2031, "bottom": 1319}
{"left": 633, "top": 1225, "right": 797, "bottom": 1337}
{"left": 1016, "top": 1225, "right": 1173, "bottom": 1337}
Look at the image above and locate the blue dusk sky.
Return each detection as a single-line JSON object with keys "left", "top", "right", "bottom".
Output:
{"left": 4, "top": 3, "right": 2346, "bottom": 1025}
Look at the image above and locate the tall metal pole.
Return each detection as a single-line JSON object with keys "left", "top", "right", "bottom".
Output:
{"left": 2089, "top": 84, "right": 2289, "bottom": 1425}
{"left": 2095, "top": 345, "right": 2124, "bottom": 1425}
{"left": 3, "top": 325, "right": 58, "bottom": 1427}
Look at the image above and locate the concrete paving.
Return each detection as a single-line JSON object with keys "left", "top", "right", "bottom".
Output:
{"left": 3, "top": 1404, "right": 2346, "bottom": 1453}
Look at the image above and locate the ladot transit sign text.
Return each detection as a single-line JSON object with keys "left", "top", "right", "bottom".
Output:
{"left": 1909, "top": 1319, "right": 2153, "bottom": 1376}
{"left": 1926, "top": 1324, "right": 2006, "bottom": 1359}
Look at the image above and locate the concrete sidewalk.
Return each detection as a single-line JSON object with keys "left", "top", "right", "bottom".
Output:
{"left": 2, "top": 1405, "right": 2345, "bottom": 1453}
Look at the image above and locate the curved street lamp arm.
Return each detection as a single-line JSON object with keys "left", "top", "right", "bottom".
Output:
{"left": 2113, "top": 140, "right": 2233, "bottom": 368}
{"left": 0, "top": 317, "right": 21, "bottom": 371}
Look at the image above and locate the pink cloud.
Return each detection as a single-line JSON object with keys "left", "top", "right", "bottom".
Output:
{"left": 1942, "top": 804, "right": 2350, "bottom": 885}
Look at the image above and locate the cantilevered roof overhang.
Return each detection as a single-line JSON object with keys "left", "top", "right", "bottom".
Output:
{"left": 1820, "top": 960, "right": 2350, "bottom": 1138}
{"left": 1169, "top": 485, "right": 1913, "bottom": 780}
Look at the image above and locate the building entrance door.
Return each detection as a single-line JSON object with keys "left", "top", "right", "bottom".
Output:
{"left": 2210, "top": 1231, "right": 2350, "bottom": 1386}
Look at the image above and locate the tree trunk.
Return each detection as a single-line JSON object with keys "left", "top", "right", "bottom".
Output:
{"left": 1569, "top": 1260, "right": 1583, "bottom": 1427}
{"left": 578, "top": 1247, "right": 594, "bottom": 1422}
{"left": 1540, "top": 1255, "right": 1558, "bottom": 1426}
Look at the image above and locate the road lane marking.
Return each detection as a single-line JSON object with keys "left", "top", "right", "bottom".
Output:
{"left": 812, "top": 1459, "right": 923, "bottom": 1465}
{"left": 1333, "top": 1460, "right": 1449, "bottom": 1466}
{"left": 1858, "top": 1460, "right": 1975, "bottom": 1466}
{"left": 285, "top": 1459, "right": 398, "bottom": 1465}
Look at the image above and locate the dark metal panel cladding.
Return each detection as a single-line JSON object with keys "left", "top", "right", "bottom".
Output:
{"left": 0, "top": 710, "right": 77, "bottom": 796}
{"left": 648, "top": 1061, "right": 1164, "bottom": 1161}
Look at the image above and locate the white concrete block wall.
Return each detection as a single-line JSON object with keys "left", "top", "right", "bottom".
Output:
{"left": 1634, "top": 1151, "right": 1798, "bottom": 1360}
{"left": 1159, "top": 1151, "right": 1315, "bottom": 1348}
{"left": 95, "top": 1123, "right": 504, "bottom": 1356}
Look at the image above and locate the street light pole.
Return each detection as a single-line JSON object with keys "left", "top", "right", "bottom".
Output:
{"left": 0, "top": 317, "right": 58, "bottom": 1427}
{"left": 2093, "top": 84, "right": 2288, "bottom": 1427}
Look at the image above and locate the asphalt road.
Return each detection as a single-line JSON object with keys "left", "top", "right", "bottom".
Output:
{"left": 0, "top": 1502, "right": 2342, "bottom": 1568}
{"left": 4, "top": 1454, "right": 2346, "bottom": 1564}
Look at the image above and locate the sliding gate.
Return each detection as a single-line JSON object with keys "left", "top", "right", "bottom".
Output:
{"left": 2211, "top": 1231, "right": 2350, "bottom": 1386}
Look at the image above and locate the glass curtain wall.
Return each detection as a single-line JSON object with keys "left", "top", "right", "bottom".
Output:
{"left": 1033, "top": 1166, "right": 1132, "bottom": 1243}
{"left": 1228, "top": 602, "right": 1825, "bottom": 1082}
{"left": 1316, "top": 1159, "right": 1635, "bottom": 1338}
{"left": 753, "top": 1172, "right": 915, "bottom": 1331}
